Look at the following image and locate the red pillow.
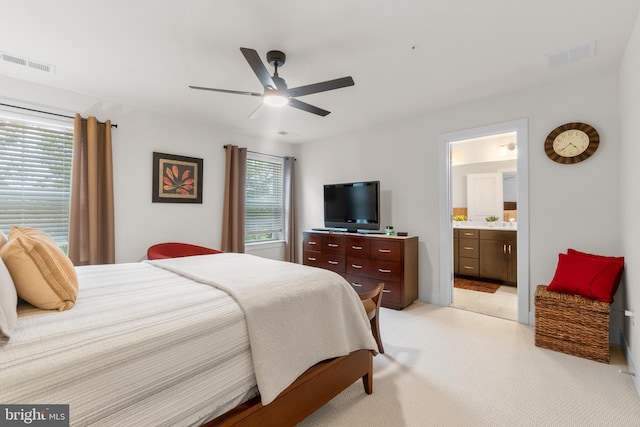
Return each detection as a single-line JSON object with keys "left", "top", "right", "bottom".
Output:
{"left": 567, "top": 249, "right": 624, "bottom": 302}
{"left": 547, "top": 251, "right": 624, "bottom": 303}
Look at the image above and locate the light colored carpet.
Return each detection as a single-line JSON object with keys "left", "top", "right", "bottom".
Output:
{"left": 300, "top": 302, "right": 640, "bottom": 426}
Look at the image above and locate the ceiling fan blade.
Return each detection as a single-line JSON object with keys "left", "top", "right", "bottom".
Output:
{"left": 288, "top": 98, "right": 330, "bottom": 116}
{"left": 189, "top": 86, "right": 262, "bottom": 97}
{"left": 240, "top": 47, "right": 276, "bottom": 90}
{"left": 287, "top": 76, "right": 354, "bottom": 97}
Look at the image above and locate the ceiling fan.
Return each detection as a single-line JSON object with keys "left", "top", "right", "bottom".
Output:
{"left": 189, "top": 47, "right": 355, "bottom": 117}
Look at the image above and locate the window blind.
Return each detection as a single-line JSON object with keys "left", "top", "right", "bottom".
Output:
{"left": 0, "top": 119, "right": 73, "bottom": 244}
{"left": 245, "top": 156, "right": 283, "bottom": 241}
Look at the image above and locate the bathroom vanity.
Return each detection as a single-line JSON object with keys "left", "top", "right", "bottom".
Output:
{"left": 453, "top": 225, "right": 517, "bottom": 285}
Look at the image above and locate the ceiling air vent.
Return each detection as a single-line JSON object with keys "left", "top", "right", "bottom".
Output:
{"left": 28, "top": 60, "right": 53, "bottom": 73}
{"left": 1, "top": 51, "right": 56, "bottom": 74}
{"left": 1, "top": 52, "right": 27, "bottom": 66}
{"left": 545, "top": 41, "right": 596, "bottom": 69}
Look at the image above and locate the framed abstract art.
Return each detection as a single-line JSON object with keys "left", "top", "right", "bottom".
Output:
{"left": 152, "top": 152, "right": 203, "bottom": 203}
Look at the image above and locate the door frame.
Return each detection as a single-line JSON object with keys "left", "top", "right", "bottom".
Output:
{"left": 438, "top": 119, "right": 530, "bottom": 324}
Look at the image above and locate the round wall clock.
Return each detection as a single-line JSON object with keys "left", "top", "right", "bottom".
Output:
{"left": 544, "top": 122, "right": 599, "bottom": 164}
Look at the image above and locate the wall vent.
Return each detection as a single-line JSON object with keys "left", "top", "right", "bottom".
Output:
{"left": 1, "top": 51, "right": 56, "bottom": 74}
{"left": 2, "top": 52, "right": 27, "bottom": 66}
{"left": 545, "top": 41, "right": 596, "bottom": 69}
{"left": 28, "top": 60, "right": 53, "bottom": 73}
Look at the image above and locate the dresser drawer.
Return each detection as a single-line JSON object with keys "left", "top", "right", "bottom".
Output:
{"left": 346, "top": 236, "right": 371, "bottom": 258}
{"left": 303, "top": 251, "right": 322, "bottom": 268}
{"left": 322, "top": 235, "right": 346, "bottom": 255}
{"left": 459, "top": 257, "right": 479, "bottom": 277}
{"left": 321, "top": 253, "right": 346, "bottom": 273}
{"left": 303, "top": 236, "right": 322, "bottom": 252}
{"left": 459, "top": 238, "right": 479, "bottom": 258}
{"left": 347, "top": 257, "right": 403, "bottom": 282}
{"left": 370, "top": 239, "right": 403, "bottom": 262}
{"left": 345, "top": 274, "right": 380, "bottom": 293}
{"left": 303, "top": 249, "right": 346, "bottom": 273}
{"left": 345, "top": 274, "right": 402, "bottom": 308}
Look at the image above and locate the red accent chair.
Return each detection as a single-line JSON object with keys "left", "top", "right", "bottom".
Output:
{"left": 147, "top": 242, "right": 223, "bottom": 260}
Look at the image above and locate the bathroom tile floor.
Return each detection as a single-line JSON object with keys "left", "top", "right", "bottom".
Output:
{"left": 452, "top": 284, "right": 518, "bottom": 321}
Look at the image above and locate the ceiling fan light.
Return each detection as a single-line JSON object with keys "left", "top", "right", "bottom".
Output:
{"left": 263, "top": 92, "right": 289, "bottom": 107}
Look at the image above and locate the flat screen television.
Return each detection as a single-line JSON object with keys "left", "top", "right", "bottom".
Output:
{"left": 324, "top": 181, "right": 380, "bottom": 232}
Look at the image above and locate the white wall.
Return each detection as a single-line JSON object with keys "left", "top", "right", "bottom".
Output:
{"left": 297, "top": 70, "right": 623, "bottom": 330}
{"left": 619, "top": 9, "right": 640, "bottom": 391}
{"left": 0, "top": 75, "right": 295, "bottom": 263}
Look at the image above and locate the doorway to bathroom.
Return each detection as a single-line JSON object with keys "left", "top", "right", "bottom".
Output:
{"left": 438, "top": 119, "right": 529, "bottom": 324}
{"left": 450, "top": 133, "right": 518, "bottom": 321}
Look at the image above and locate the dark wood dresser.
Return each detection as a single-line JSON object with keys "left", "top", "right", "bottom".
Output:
{"left": 303, "top": 231, "right": 419, "bottom": 310}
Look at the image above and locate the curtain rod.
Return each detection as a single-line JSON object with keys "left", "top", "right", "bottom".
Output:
{"left": 0, "top": 102, "right": 118, "bottom": 128}
{"left": 223, "top": 145, "right": 295, "bottom": 160}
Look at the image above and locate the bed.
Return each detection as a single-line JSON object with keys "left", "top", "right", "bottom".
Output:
{"left": 0, "top": 252, "right": 377, "bottom": 426}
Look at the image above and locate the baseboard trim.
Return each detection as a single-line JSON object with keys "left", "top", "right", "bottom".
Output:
{"left": 621, "top": 332, "right": 640, "bottom": 398}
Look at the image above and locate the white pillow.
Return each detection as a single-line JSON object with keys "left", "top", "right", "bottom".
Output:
{"left": 0, "top": 257, "right": 18, "bottom": 338}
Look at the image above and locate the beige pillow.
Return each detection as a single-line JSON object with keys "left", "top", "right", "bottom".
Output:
{"left": 0, "top": 226, "right": 78, "bottom": 311}
{"left": 0, "top": 230, "right": 7, "bottom": 250}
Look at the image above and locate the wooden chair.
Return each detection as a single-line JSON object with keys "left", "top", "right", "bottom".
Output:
{"left": 358, "top": 283, "right": 385, "bottom": 354}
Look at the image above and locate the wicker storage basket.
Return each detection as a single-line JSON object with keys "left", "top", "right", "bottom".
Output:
{"left": 534, "top": 285, "right": 610, "bottom": 363}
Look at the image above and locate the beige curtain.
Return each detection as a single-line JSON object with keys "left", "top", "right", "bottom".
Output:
{"left": 68, "top": 114, "right": 115, "bottom": 265}
{"left": 221, "top": 145, "right": 246, "bottom": 253}
{"left": 283, "top": 156, "right": 297, "bottom": 262}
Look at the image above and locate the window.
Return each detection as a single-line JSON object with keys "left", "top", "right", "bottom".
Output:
{"left": 0, "top": 114, "right": 74, "bottom": 249}
{"left": 245, "top": 153, "right": 284, "bottom": 243}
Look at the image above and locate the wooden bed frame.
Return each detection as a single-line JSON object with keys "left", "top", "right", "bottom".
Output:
{"left": 206, "top": 349, "right": 373, "bottom": 426}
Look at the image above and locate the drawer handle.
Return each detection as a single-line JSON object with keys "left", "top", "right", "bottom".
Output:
{"left": 308, "top": 241, "right": 317, "bottom": 245}
{"left": 378, "top": 269, "right": 392, "bottom": 273}
{"left": 463, "top": 246, "right": 474, "bottom": 250}
{"left": 351, "top": 283, "right": 362, "bottom": 287}
{"left": 328, "top": 260, "right": 339, "bottom": 265}
{"left": 382, "top": 289, "right": 391, "bottom": 293}
{"left": 307, "top": 257, "right": 317, "bottom": 261}
{"left": 352, "top": 245, "right": 363, "bottom": 250}
{"left": 463, "top": 232, "right": 474, "bottom": 236}
{"left": 328, "top": 243, "right": 339, "bottom": 248}
{"left": 351, "top": 264, "right": 363, "bottom": 269}
{"left": 378, "top": 249, "right": 392, "bottom": 253}
{"left": 463, "top": 266, "right": 474, "bottom": 270}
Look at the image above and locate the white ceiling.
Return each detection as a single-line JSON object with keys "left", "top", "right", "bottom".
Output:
{"left": 452, "top": 132, "right": 518, "bottom": 166}
{"left": 1, "top": 1, "right": 638, "bottom": 143}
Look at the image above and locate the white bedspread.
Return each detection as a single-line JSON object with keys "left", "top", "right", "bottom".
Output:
{"left": 149, "top": 253, "right": 377, "bottom": 405}
{"left": 1, "top": 262, "right": 257, "bottom": 426}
